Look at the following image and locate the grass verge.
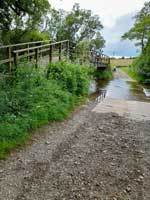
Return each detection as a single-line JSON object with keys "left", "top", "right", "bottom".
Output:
{"left": 0, "top": 61, "right": 92, "bottom": 159}
{"left": 121, "top": 66, "right": 144, "bottom": 83}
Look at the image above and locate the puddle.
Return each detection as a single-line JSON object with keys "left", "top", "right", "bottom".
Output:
{"left": 90, "top": 75, "right": 150, "bottom": 103}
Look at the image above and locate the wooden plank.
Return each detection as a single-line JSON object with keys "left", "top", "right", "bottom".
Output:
{"left": 7, "top": 47, "right": 12, "bottom": 72}
{"left": 14, "top": 52, "right": 19, "bottom": 66}
{"left": 67, "top": 41, "right": 70, "bottom": 59}
{"left": 49, "top": 46, "right": 52, "bottom": 62}
{"left": 0, "top": 58, "right": 13, "bottom": 65}
{"left": 0, "top": 40, "right": 52, "bottom": 49}
{"left": 18, "top": 52, "right": 35, "bottom": 59}
{"left": 35, "top": 48, "right": 39, "bottom": 68}
{"left": 27, "top": 44, "right": 30, "bottom": 62}
{"left": 13, "top": 40, "right": 69, "bottom": 54}
{"left": 39, "top": 48, "right": 49, "bottom": 53}
{"left": 59, "top": 43, "right": 62, "bottom": 61}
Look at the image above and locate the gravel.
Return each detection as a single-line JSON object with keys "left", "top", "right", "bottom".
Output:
{"left": 0, "top": 100, "right": 150, "bottom": 200}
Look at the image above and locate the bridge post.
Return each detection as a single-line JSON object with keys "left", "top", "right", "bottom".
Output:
{"left": 67, "top": 41, "right": 70, "bottom": 60}
{"left": 14, "top": 52, "right": 18, "bottom": 67}
{"left": 49, "top": 45, "right": 52, "bottom": 63}
{"left": 35, "top": 48, "right": 39, "bottom": 68}
{"left": 27, "top": 44, "right": 30, "bottom": 62}
{"left": 59, "top": 43, "right": 62, "bottom": 61}
{"left": 7, "top": 47, "right": 12, "bottom": 72}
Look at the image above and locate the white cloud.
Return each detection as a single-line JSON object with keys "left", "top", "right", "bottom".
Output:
{"left": 49, "top": 0, "right": 148, "bottom": 56}
{"left": 49, "top": 0, "right": 147, "bottom": 27}
{"left": 102, "top": 12, "right": 136, "bottom": 44}
{"left": 102, "top": 12, "right": 140, "bottom": 57}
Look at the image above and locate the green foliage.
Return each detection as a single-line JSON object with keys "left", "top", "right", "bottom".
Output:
{"left": 122, "top": 43, "right": 150, "bottom": 84}
{"left": 122, "top": 66, "right": 142, "bottom": 82}
{"left": 47, "top": 3, "right": 103, "bottom": 44}
{"left": 47, "top": 61, "right": 91, "bottom": 95}
{"left": 77, "top": 40, "right": 91, "bottom": 54}
{"left": 132, "top": 43, "right": 150, "bottom": 84}
{"left": 90, "top": 32, "right": 105, "bottom": 50}
{"left": 19, "top": 30, "right": 50, "bottom": 43}
{"left": 75, "top": 33, "right": 105, "bottom": 63}
{"left": 95, "top": 70, "right": 113, "bottom": 80}
{"left": 0, "top": 0, "right": 50, "bottom": 44}
{"left": 0, "top": 1, "right": 104, "bottom": 54}
{"left": 0, "top": 62, "right": 92, "bottom": 159}
{"left": 122, "top": 2, "right": 150, "bottom": 52}
{"left": 122, "top": 2, "right": 150, "bottom": 84}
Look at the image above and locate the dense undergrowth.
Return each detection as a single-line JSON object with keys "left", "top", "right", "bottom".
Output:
{"left": 122, "top": 43, "right": 150, "bottom": 84}
{"left": 132, "top": 44, "right": 150, "bottom": 84}
{"left": 0, "top": 61, "right": 93, "bottom": 159}
{"left": 95, "top": 69, "right": 113, "bottom": 80}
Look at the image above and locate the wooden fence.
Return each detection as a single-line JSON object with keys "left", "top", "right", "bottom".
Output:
{"left": 0, "top": 40, "right": 69, "bottom": 72}
{"left": 0, "top": 39, "right": 110, "bottom": 72}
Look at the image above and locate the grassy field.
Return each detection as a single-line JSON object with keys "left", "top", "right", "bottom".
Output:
{"left": 110, "top": 58, "right": 134, "bottom": 67}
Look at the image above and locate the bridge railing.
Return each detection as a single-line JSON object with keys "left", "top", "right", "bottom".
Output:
{"left": 12, "top": 40, "right": 69, "bottom": 68}
{"left": 0, "top": 39, "right": 109, "bottom": 73}
{"left": 70, "top": 48, "right": 110, "bottom": 68}
{"left": 90, "top": 50, "right": 110, "bottom": 68}
{"left": 0, "top": 40, "right": 70, "bottom": 72}
{"left": 0, "top": 40, "right": 55, "bottom": 72}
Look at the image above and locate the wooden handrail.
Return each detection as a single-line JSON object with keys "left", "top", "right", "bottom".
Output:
{"left": 12, "top": 40, "right": 69, "bottom": 67}
{"left": 13, "top": 40, "right": 69, "bottom": 54}
{"left": 0, "top": 40, "right": 54, "bottom": 49}
{"left": 0, "top": 38, "right": 110, "bottom": 71}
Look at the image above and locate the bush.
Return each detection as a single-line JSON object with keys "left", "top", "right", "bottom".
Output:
{"left": 132, "top": 43, "right": 150, "bottom": 84}
{"left": 47, "top": 61, "right": 92, "bottom": 95}
{"left": 95, "top": 69, "right": 113, "bottom": 80}
{"left": 0, "top": 62, "right": 92, "bottom": 158}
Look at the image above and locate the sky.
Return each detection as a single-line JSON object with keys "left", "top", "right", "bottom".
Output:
{"left": 50, "top": 0, "right": 148, "bottom": 57}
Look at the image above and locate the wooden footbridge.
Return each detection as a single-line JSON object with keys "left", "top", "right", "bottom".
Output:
{"left": 90, "top": 50, "right": 110, "bottom": 70}
{"left": 0, "top": 40, "right": 110, "bottom": 73}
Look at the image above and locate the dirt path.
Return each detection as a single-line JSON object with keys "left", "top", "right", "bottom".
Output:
{"left": 0, "top": 70, "right": 150, "bottom": 200}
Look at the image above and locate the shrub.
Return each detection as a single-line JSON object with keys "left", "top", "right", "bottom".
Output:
{"left": 132, "top": 43, "right": 150, "bottom": 84}
{"left": 95, "top": 69, "right": 113, "bottom": 80}
{"left": 0, "top": 62, "right": 92, "bottom": 159}
{"left": 47, "top": 61, "right": 92, "bottom": 95}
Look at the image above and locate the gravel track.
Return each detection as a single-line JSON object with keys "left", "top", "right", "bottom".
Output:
{"left": 0, "top": 98, "right": 150, "bottom": 200}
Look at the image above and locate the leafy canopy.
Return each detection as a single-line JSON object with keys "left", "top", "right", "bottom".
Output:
{"left": 0, "top": 0, "right": 51, "bottom": 44}
{"left": 122, "top": 1, "right": 150, "bottom": 53}
{"left": 47, "top": 3, "right": 103, "bottom": 44}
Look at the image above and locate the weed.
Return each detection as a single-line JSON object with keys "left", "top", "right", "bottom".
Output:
{"left": 0, "top": 62, "right": 92, "bottom": 159}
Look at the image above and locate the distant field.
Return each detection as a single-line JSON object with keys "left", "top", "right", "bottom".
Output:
{"left": 110, "top": 59, "right": 134, "bottom": 67}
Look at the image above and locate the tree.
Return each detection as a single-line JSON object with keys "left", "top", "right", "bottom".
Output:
{"left": 0, "top": 0, "right": 51, "bottom": 44}
{"left": 122, "top": 1, "right": 150, "bottom": 53}
{"left": 90, "top": 32, "right": 105, "bottom": 50}
{"left": 132, "top": 41, "right": 150, "bottom": 84}
{"left": 122, "top": 1, "right": 150, "bottom": 83}
{"left": 45, "top": 8, "right": 66, "bottom": 40}
{"left": 48, "top": 3, "right": 103, "bottom": 44}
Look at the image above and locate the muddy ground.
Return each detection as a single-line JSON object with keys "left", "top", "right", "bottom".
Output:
{"left": 0, "top": 97, "right": 150, "bottom": 200}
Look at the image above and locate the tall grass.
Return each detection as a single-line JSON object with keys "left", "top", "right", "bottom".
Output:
{"left": 0, "top": 61, "right": 92, "bottom": 159}
{"left": 95, "top": 70, "right": 113, "bottom": 80}
{"left": 122, "top": 44, "right": 150, "bottom": 84}
{"left": 122, "top": 66, "right": 140, "bottom": 81}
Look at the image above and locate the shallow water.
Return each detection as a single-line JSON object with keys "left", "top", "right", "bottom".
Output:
{"left": 90, "top": 73, "right": 150, "bottom": 103}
